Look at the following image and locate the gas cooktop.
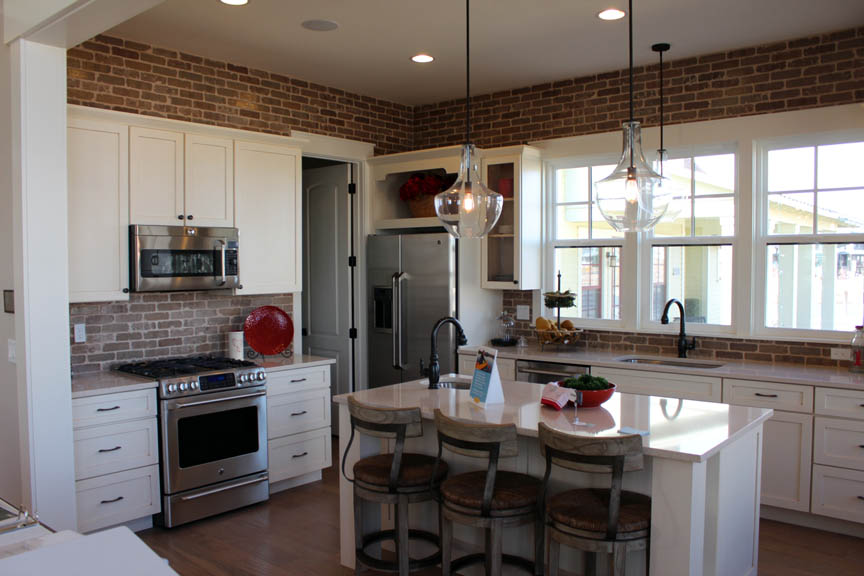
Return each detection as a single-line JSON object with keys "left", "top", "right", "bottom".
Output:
{"left": 114, "top": 356, "right": 257, "bottom": 379}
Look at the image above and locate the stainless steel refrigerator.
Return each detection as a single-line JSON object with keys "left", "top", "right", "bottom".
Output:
{"left": 367, "top": 233, "right": 457, "bottom": 388}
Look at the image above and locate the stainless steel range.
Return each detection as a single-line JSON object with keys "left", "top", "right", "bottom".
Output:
{"left": 115, "top": 357, "right": 269, "bottom": 528}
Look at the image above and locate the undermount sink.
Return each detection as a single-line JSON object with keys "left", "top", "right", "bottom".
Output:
{"left": 615, "top": 356, "right": 725, "bottom": 369}
{"left": 429, "top": 374, "right": 472, "bottom": 390}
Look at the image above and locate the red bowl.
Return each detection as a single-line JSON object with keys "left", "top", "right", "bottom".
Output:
{"left": 557, "top": 382, "right": 616, "bottom": 407}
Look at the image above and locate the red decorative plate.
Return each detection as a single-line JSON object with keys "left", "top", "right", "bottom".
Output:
{"left": 244, "top": 306, "right": 294, "bottom": 356}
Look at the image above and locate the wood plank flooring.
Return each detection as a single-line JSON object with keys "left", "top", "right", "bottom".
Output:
{"left": 139, "top": 442, "right": 864, "bottom": 575}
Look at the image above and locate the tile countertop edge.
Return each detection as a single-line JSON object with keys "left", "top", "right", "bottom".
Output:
{"left": 458, "top": 345, "right": 864, "bottom": 391}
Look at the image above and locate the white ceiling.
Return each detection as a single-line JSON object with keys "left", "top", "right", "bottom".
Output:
{"left": 108, "top": 0, "right": 864, "bottom": 106}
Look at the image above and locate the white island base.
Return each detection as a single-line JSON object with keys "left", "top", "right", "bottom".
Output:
{"left": 336, "top": 380, "right": 771, "bottom": 576}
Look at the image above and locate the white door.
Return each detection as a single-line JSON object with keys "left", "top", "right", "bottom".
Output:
{"left": 234, "top": 141, "right": 302, "bottom": 295}
{"left": 184, "top": 134, "right": 234, "bottom": 227}
{"left": 761, "top": 411, "right": 813, "bottom": 511}
{"left": 129, "top": 127, "right": 185, "bottom": 226}
{"left": 67, "top": 118, "right": 130, "bottom": 302}
{"left": 302, "top": 164, "right": 352, "bottom": 435}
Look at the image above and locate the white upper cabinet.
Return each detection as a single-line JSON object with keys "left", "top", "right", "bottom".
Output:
{"left": 234, "top": 140, "right": 302, "bottom": 295}
{"left": 184, "top": 134, "right": 234, "bottom": 227}
{"left": 129, "top": 126, "right": 185, "bottom": 226}
{"left": 68, "top": 117, "right": 130, "bottom": 302}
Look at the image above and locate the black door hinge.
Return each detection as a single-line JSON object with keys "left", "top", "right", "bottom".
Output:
{"left": 349, "top": 328, "right": 357, "bottom": 339}
{"left": 348, "top": 256, "right": 357, "bottom": 267}
{"left": 348, "top": 183, "right": 357, "bottom": 195}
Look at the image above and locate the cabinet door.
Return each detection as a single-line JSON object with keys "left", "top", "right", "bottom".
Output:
{"left": 761, "top": 411, "right": 812, "bottom": 512}
{"left": 130, "top": 126, "right": 184, "bottom": 225}
{"left": 481, "top": 155, "right": 519, "bottom": 289}
{"left": 590, "top": 366, "right": 722, "bottom": 402}
{"left": 185, "top": 134, "right": 234, "bottom": 227}
{"left": 68, "top": 118, "right": 129, "bottom": 302}
{"left": 234, "top": 141, "right": 302, "bottom": 294}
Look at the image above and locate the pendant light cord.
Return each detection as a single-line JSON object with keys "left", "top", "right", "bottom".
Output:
{"left": 628, "top": 0, "right": 634, "bottom": 169}
{"left": 465, "top": 0, "right": 471, "bottom": 146}
{"left": 659, "top": 47, "right": 664, "bottom": 177}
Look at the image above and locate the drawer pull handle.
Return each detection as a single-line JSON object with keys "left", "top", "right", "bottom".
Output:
{"left": 100, "top": 496, "right": 124, "bottom": 505}
{"left": 754, "top": 393, "right": 779, "bottom": 398}
{"left": 292, "top": 452, "right": 308, "bottom": 459}
{"left": 859, "top": 445, "right": 864, "bottom": 449}
{"left": 98, "top": 446, "right": 122, "bottom": 453}
{"left": 291, "top": 378, "right": 307, "bottom": 383}
{"left": 858, "top": 496, "right": 864, "bottom": 502}
{"left": 290, "top": 410, "right": 308, "bottom": 416}
{"left": 860, "top": 404, "right": 864, "bottom": 408}
{"left": 96, "top": 406, "right": 121, "bottom": 412}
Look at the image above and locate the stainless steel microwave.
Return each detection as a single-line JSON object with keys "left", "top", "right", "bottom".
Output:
{"left": 130, "top": 225, "right": 240, "bottom": 292}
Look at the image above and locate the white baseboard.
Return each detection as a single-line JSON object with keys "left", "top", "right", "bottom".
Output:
{"left": 761, "top": 505, "right": 864, "bottom": 538}
{"left": 269, "top": 471, "right": 323, "bottom": 494}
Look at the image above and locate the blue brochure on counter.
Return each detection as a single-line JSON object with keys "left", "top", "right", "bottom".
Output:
{"left": 470, "top": 347, "right": 504, "bottom": 405}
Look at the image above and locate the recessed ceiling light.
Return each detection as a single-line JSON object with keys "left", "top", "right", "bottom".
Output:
{"left": 411, "top": 54, "right": 434, "bottom": 64}
{"left": 220, "top": 0, "right": 248, "bottom": 5}
{"left": 598, "top": 8, "right": 626, "bottom": 20}
{"left": 301, "top": 19, "right": 339, "bottom": 32}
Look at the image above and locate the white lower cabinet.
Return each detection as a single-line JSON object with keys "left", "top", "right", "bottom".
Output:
{"left": 761, "top": 411, "right": 813, "bottom": 511}
{"left": 592, "top": 366, "right": 722, "bottom": 402}
{"left": 72, "top": 388, "right": 160, "bottom": 533}
{"left": 458, "top": 353, "right": 515, "bottom": 380}
{"left": 812, "top": 464, "right": 864, "bottom": 524}
{"left": 267, "top": 364, "right": 333, "bottom": 489}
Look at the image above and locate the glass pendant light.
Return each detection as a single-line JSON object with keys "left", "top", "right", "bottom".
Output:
{"left": 434, "top": 0, "right": 502, "bottom": 239}
{"left": 595, "top": 0, "right": 672, "bottom": 232}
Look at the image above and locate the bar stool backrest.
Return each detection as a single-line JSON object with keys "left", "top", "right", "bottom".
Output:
{"left": 433, "top": 409, "right": 519, "bottom": 517}
{"left": 538, "top": 422, "right": 644, "bottom": 540}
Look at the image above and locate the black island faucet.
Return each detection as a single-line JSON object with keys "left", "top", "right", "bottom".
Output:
{"left": 661, "top": 298, "right": 696, "bottom": 358}
{"left": 423, "top": 316, "right": 468, "bottom": 389}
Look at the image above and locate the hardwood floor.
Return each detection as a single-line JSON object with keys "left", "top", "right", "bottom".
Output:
{"left": 140, "top": 442, "right": 864, "bottom": 575}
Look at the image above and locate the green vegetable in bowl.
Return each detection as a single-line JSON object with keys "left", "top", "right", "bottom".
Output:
{"left": 561, "top": 374, "right": 611, "bottom": 391}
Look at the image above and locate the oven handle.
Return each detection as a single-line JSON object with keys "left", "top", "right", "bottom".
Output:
{"left": 173, "top": 390, "right": 266, "bottom": 409}
{"left": 217, "top": 240, "right": 227, "bottom": 286}
{"left": 179, "top": 474, "right": 269, "bottom": 502}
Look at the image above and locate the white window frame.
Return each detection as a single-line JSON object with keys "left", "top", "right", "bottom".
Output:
{"left": 544, "top": 155, "right": 631, "bottom": 330}
{"left": 754, "top": 130, "right": 864, "bottom": 341}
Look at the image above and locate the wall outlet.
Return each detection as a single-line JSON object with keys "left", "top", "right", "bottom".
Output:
{"left": 830, "top": 347, "right": 850, "bottom": 361}
{"left": 74, "top": 323, "right": 87, "bottom": 344}
{"left": 516, "top": 305, "right": 530, "bottom": 321}
{"left": 7, "top": 339, "right": 15, "bottom": 364}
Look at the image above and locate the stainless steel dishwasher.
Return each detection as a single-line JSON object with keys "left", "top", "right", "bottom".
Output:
{"left": 515, "top": 360, "right": 589, "bottom": 383}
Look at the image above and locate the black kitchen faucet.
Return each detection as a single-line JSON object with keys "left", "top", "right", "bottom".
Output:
{"left": 661, "top": 299, "right": 696, "bottom": 358}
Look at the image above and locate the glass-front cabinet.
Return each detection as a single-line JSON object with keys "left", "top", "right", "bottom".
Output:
{"left": 481, "top": 146, "right": 542, "bottom": 290}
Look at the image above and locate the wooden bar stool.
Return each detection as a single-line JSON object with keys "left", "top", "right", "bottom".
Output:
{"left": 341, "top": 396, "right": 448, "bottom": 575}
{"left": 538, "top": 422, "right": 651, "bottom": 576}
{"left": 433, "top": 409, "right": 542, "bottom": 576}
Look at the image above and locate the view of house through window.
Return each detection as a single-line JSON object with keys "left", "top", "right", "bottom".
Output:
{"left": 762, "top": 141, "right": 864, "bottom": 331}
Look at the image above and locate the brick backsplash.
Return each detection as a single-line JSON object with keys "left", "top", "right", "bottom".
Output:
{"left": 414, "top": 27, "right": 864, "bottom": 149}
{"left": 69, "top": 292, "right": 293, "bottom": 374}
{"left": 67, "top": 35, "right": 413, "bottom": 155}
{"left": 502, "top": 290, "right": 853, "bottom": 369}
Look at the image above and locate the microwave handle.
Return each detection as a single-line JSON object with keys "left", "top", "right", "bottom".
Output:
{"left": 216, "top": 240, "right": 227, "bottom": 286}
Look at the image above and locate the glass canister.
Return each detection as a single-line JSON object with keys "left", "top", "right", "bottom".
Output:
{"left": 851, "top": 326, "right": 864, "bottom": 373}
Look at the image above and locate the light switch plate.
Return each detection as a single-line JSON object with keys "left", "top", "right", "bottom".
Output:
{"left": 830, "top": 347, "right": 850, "bottom": 361}
{"left": 74, "top": 323, "right": 87, "bottom": 344}
{"left": 7, "top": 339, "right": 15, "bottom": 364}
{"left": 516, "top": 305, "right": 530, "bottom": 321}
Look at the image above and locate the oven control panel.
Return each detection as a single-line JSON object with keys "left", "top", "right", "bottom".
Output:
{"left": 160, "top": 368, "right": 266, "bottom": 398}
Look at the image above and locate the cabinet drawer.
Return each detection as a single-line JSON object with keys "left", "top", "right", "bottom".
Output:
{"left": 815, "top": 387, "right": 864, "bottom": 421}
{"left": 267, "top": 366, "right": 330, "bottom": 396}
{"left": 74, "top": 418, "right": 158, "bottom": 480}
{"left": 268, "top": 388, "right": 331, "bottom": 439}
{"left": 269, "top": 428, "right": 332, "bottom": 483}
{"left": 814, "top": 417, "right": 864, "bottom": 471}
{"left": 75, "top": 464, "right": 160, "bottom": 533}
{"left": 723, "top": 379, "right": 813, "bottom": 413}
{"left": 72, "top": 389, "right": 157, "bottom": 429}
{"left": 591, "top": 366, "right": 722, "bottom": 402}
{"left": 812, "top": 464, "right": 864, "bottom": 524}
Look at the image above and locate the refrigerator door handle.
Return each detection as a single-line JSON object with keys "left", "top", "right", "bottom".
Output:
{"left": 391, "top": 272, "right": 404, "bottom": 369}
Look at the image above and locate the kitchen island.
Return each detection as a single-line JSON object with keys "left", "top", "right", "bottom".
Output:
{"left": 336, "top": 378, "right": 772, "bottom": 576}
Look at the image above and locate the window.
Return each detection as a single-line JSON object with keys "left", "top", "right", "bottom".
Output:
{"left": 759, "top": 138, "right": 864, "bottom": 333}
{"left": 548, "top": 162, "right": 622, "bottom": 322}
{"left": 648, "top": 152, "right": 737, "bottom": 327}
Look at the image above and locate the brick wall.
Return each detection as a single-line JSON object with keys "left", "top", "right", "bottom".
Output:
{"left": 414, "top": 27, "right": 864, "bottom": 149}
{"left": 67, "top": 35, "right": 413, "bottom": 155}
{"left": 70, "top": 292, "right": 293, "bottom": 374}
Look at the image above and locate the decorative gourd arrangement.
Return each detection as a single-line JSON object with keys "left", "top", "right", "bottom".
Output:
{"left": 534, "top": 271, "right": 581, "bottom": 349}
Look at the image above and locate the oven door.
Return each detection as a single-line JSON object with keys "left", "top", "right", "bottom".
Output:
{"left": 161, "top": 385, "right": 267, "bottom": 495}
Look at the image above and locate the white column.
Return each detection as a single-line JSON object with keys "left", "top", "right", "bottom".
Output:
{"left": 650, "top": 457, "right": 707, "bottom": 576}
{"left": 11, "top": 38, "right": 76, "bottom": 530}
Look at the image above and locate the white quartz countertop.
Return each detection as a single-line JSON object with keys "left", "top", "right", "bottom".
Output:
{"left": 71, "top": 354, "right": 335, "bottom": 398}
{"left": 459, "top": 344, "right": 864, "bottom": 390}
{"left": 335, "top": 379, "right": 772, "bottom": 463}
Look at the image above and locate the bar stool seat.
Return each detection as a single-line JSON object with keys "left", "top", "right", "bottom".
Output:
{"left": 441, "top": 470, "right": 540, "bottom": 513}
{"left": 355, "top": 454, "right": 448, "bottom": 491}
{"left": 549, "top": 488, "right": 651, "bottom": 535}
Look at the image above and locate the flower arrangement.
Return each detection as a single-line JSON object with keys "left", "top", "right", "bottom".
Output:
{"left": 399, "top": 173, "right": 444, "bottom": 202}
